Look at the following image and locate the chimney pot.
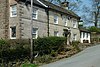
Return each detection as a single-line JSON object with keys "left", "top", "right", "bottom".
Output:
{"left": 61, "top": 1, "right": 69, "bottom": 9}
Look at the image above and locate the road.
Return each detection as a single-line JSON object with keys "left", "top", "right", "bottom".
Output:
{"left": 40, "top": 45, "right": 100, "bottom": 67}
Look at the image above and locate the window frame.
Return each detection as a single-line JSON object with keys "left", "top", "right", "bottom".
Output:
{"left": 83, "top": 32, "right": 85, "bottom": 38}
{"left": 54, "top": 31, "right": 59, "bottom": 36}
{"left": 10, "top": 4, "right": 17, "bottom": 17}
{"left": 86, "top": 33, "right": 88, "bottom": 38}
{"left": 10, "top": 26, "right": 16, "bottom": 39}
{"left": 73, "top": 20, "right": 77, "bottom": 28}
{"left": 54, "top": 15, "right": 58, "bottom": 24}
{"left": 73, "top": 34, "right": 77, "bottom": 41}
{"left": 63, "top": 16, "right": 68, "bottom": 26}
{"left": 32, "top": 8, "right": 38, "bottom": 19}
{"left": 32, "top": 28, "right": 38, "bottom": 39}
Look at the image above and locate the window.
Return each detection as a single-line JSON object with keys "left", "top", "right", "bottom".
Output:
{"left": 10, "top": 5, "right": 17, "bottom": 17}
{"left": 62, "top": 16, "right": 67, "bottom": 26}
{"left": 83, "top": 32, "right": 85, "bottom": 38}
{"left": 54, "top": 15, "right": 58, "bottom": 24}
{"left": 10, "top": 26, "right": 16, "bottom": 39}
{"left": 73, "top": 34, "right": 77, "bottom": 41}
{"left": 32, "top": 28, "right": 38, "bottom": 39}
{"left": 54, "top": 31, "right": 59, "bottom": 36}
{"left": 86, "top": 33, "right": 88, "bottom": 38}
{"left": 32, "top": 8, "right": 38, "bottom": 19}
{"left": 73, "top": 20, "right": 77, "bottom": 28}
{"left": 80, "top": 32, "right": 82, "bottom": 38}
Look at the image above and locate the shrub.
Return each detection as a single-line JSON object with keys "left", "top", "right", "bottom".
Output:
{"left": 35, "top": 55, "right": 53, "bottom": 63}
{"left": 34, "top": 37, "right": 66, "bottom": 56}
{"left": 72, "top": 41, "right": 81, "bottom": 52}
{"left": 88, "top": 26, "right": 100, "bottom": 33}
{"left": 0, "top": 39, "right": 30, "bottom": 63}
{"left": 0, "top": 37, "right": 66, "bottom": 64}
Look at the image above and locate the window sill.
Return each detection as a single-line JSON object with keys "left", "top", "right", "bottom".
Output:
{"left": 54, "top": 23, "right": 58, "bottom": 25}
{"left": 10, "top": 37, "right": 16, "bottom": 39}
{"left": 10, "top": 15, "right": 17, "bottom": 17}
{"left": 73, "top": 27, "right": 77, "bottom": 29}
{"left": 64, "top": 25, "right": 67, "bottom": 27}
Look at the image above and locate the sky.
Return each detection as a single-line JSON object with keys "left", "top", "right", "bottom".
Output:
{"left": 51, "top": 0, "right": 100, "bottom": 27}
{"left": 51, "top": 0, "right": 94, "bottom": 27}
{"left": 78, "top": 0, "right": 94, "bottom": 27}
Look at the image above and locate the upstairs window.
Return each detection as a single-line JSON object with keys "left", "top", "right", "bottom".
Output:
{"left": 32, "top": 28, "right": 38, "bottom": 39}
{"left": 10, "top": 5, "right": 17, "bottom": 17}
{"left": 62, "top": 16, "right": 68, "bottom": 26}
{"left": 54, "top": 15, "right": 58, "bottom": 24}
{"left": 32, "top": 8, "right": 38, "bottom": 19}
{"left": 73, "top": 20, "right": 77, "bottom": 28}
{"left": 10, "top": 26, "right": 16, "bottom": 39}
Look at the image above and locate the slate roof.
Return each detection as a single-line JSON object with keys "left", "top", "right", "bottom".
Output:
{"left": 79, "top": 28, "right": 91, "bottom": 33}
{"left": 16, "top": 0, "right": 80, "bottom": 19}
{"left": 40, "top": 0, "right": 80, "bottom": 19}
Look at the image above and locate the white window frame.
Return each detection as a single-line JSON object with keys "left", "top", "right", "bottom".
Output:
{"left": 86, "top": 33, "right": 88, "bottom": 38}
{"left": 63, "top": 16, "right": 68, "bottom": 26}
{"left": 32, "top": 28, "right": 38, "bottom": 39}
{"left": 10, "top": 5, "right": 17, "bottom": 17}
{"left": 73, "top": 34, "right": 77, "bottom": 41}
{"left": 10, "top": 26, "right": 16, "bottom": 39}
{"left": 73, "top": 20, "right": 77, "bottom": 28}
{"left": 54, "top": 15, "right": 58, "bottom": 24}
{"left": 54, "top": 31, "right": 59, "bottom": 36}
{"left": 83, "top": 32, "right": 85, "bottom": 38}
{"left": 32, "top": 8, "right": 38, "bottom": 19}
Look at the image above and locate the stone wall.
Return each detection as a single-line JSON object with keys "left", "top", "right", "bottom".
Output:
{"left": 49, "top": 10, "right": 80, "bottom": 41}
{"left": 17, "top": 2, "right": 48, "bottom": 39}
{"left": 0, "top": 0, "right": 9, "bottom": 39}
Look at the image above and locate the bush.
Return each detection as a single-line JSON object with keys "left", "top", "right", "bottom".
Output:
{"left": 0, "top": 37, "right": 66, "bottom": 65}
{"left": 88, "top": 26, "right": 100, "bottom": 33}
{"left": 34, "top": 37, "right": 66, "bottom": 56}
{"left": 35, "top": 55, "right": 53, "bottom": 63}
{"left": 0, "top": 39, "right": 30, "bottom": 63}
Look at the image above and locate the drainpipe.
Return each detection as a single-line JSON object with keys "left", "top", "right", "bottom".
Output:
{"left": 5, "top": 0, "right": 9, "bottom": 39}
{"left": 46, "top": 8, "right": 49, "bottom": 37}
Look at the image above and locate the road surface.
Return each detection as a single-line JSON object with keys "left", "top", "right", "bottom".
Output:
{"left": 40, "top": 44, "right": 100, "bottom": 67}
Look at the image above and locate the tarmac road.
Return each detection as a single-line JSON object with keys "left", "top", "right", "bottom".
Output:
{"left": 40, "top": 44, "right": 100, "bottom": 67}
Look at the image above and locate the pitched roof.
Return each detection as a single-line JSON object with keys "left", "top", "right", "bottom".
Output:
{"left": 17, "top": 0, "right": 80, "bottom": 19}
{"left": 79, "top": 28, "right": 91, "bottom": 33}
{"left": 40, "top": 0, "right": 80, "bottom": 19}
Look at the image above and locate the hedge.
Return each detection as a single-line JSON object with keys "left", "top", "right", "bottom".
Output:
{"left": 0, "top": 37, "right": 66, "bottom": 63}
{"left": 34, "top": 37, "right": 66, "bottom": 56}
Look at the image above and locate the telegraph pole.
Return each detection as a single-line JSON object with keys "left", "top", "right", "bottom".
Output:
{"left": 30, "top": 0, "right": 33, "bottom": 63}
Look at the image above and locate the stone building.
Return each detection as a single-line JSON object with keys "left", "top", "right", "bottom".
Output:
{"left": 0, "top": 0, "right": 80, "bottom": 42}
{"left": 0, "top": 0, "right": 9, "bottom": 39}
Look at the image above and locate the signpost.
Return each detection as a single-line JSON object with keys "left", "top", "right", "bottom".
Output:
{"left": 30, "top": 0, "right": 33, "bottom": 63}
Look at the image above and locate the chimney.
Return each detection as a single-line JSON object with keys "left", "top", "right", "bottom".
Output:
{"left": 60, "top": 1, "right": 69, "bottom": 9}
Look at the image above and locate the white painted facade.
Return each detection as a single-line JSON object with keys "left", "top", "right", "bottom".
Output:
{"left": 80, "top": 32, "right": 91, "bottom": 43}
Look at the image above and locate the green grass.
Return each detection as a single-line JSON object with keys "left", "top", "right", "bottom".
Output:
{"left": 22, "top": 63, "right": 38, "bottom": 67}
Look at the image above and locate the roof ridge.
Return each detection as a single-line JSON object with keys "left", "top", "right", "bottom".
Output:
{"left": 41, "top": 0, "right": 80, "bottom": 18}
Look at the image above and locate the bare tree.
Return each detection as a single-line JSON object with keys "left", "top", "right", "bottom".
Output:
{"left": 48, "top": 0, "right": 82, "bottom": 11}
{"left": 46, "top": 0, "right": 100, "bottom": 27}
{"left": 92, "top": 0, "right": 100, "bottom": 27}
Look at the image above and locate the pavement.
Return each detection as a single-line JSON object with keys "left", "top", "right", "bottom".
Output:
{"left": 40, "top": 44, "right": 100, "bottom": 67}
